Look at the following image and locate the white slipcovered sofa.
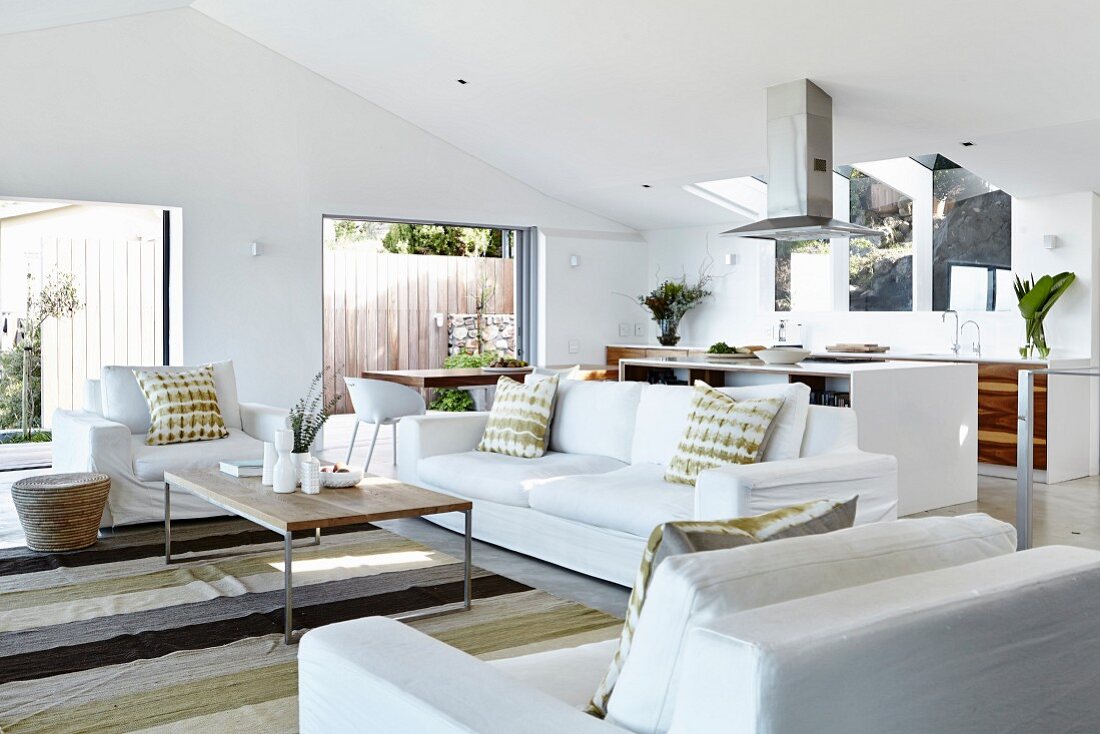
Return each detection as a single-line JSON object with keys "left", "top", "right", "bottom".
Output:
{"left": 299, "top": 515, "right": 1100, "bottom": 733}
{"left": 398, "top": 380, "right": 898, "bottom": 585}
{"left": 52, "top": 361, "right": 287, "bottom": 527}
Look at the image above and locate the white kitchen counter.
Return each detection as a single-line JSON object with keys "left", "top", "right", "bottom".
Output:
{"left": 617, "top": 356, "right": 960, "bottom": 378}
{"left": 606, "top": 343, "right": 1088, "bottom": 366}
{"left": 810, "top": 350, "right": 1089, "bottom": 367}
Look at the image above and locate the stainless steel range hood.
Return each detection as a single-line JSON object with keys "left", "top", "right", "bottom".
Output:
{"left": 722, "top": 80, "right": 880, "bottom": 241}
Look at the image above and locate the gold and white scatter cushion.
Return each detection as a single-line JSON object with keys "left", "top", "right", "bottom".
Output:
{"left": 134, "top": 365, "right": 229, "bottom": 446}
{"left": 664, "top": 381, "right": 783, "bottom": 486}
{"left": 476, "top": 375, "right": 559, "bottom": 458}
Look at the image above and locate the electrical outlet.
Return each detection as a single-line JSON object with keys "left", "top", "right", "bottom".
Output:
{"left": 567, "top": 339, "right": 580, "bottom": 354}
{"left": 634, "top": 322, "right": 645, "bottom": 337}
{"left": 762, "top": 326, "right": 774, "bottom": 341}
{"left": 618, "top": 323, "right": 630, "bottom": 337}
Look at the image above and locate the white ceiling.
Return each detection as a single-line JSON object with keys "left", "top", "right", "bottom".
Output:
{"left": 8, "top": 1, "right": 1100, "bottom": 230}
{"left": 0, "top": 0, "right": 190, "bottom": 35}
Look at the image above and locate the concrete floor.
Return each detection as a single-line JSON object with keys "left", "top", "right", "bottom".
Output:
{"left": 2, "top": 412, "right": 1098, "bottom": 619}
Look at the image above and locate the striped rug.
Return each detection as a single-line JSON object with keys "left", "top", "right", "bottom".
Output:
{"left": 0, "top": 519, "right": 623, "bottom": 733}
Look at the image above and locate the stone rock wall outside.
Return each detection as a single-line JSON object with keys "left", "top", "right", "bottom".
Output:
{"left": 448, "top": 313, "right": 516, "bottom": 356}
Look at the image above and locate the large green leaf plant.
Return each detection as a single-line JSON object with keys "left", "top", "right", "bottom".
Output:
{"left": 1013, "top": 271, "right": 1075, "bottom": 359}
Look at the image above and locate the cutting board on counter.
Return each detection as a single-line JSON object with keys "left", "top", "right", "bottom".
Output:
{"left": 825, "top": 344, "right": 890, "bottom": 353}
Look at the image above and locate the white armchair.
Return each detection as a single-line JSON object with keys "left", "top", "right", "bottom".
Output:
{"left": 299, "top": 516, "right": 1100, "bottom": 734}
{"left": 52, "top": 361, "right": 287, "bottom": 527}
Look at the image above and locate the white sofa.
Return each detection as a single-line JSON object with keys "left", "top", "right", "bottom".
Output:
{"left": 52, "top": 361, "right": 287, "bottom": 527}
{"left": 398, "top": 380, "right": 898, "bottom": 585}
{"left": 299, "top": 515, "right": 1100, "bottom": 733}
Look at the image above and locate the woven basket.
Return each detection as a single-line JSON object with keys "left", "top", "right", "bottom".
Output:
{"left": 12, "top": 473, "right": 111, "bottom": 552}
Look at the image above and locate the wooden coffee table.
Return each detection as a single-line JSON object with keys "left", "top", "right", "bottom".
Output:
{"left": 163, "top": 469, "right": 473, "bottom": 644}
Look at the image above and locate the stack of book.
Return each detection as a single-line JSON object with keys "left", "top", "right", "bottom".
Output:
{"left": 219, "top": 459, "right": 263, "bottom": 478}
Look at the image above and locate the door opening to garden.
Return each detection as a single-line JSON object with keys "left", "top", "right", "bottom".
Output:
{"left": 0, "top": 200, "right": 169, "bottom": 470}
{"left": 321, "top": 217, "right": 520, "bottom": 417}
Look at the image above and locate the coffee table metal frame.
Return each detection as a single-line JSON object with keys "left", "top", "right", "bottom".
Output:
{"left": 163, "top": 477, "right": 473, "bottom": 644}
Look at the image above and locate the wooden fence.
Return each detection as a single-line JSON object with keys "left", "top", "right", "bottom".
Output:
{"left": 322, "top": 249, "right": 514, "bottom": 413}
{"left": 39, "top": 237, "right": 164, "bottom": 426}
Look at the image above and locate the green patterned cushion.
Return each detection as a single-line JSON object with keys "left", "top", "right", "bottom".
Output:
{"left": 664, "top": 381, "right": 783, "bottom": 486}
{"left": 476, "top": 375, "right": 558, "bottom": 458}
{"left": 134, "top": 365, "right": 229, "bottom": 446}
{"left": 586, "top": 496, "right": 859, "bottom": 718}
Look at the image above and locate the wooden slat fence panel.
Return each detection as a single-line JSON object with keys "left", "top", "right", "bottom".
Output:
{"left": 39, "top": 237, "right": 164, "bottom": 428}
{"left": 322, "top": 250, "right": 515, "bottom": 413}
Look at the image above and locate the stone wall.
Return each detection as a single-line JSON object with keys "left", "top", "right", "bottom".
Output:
{"left": 448, "top": 313, "right": 516, "bottom": 356}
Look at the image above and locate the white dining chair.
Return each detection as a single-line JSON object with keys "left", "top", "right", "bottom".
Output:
{"left": 343, "top": 377, "right": 426, "bottom": 472}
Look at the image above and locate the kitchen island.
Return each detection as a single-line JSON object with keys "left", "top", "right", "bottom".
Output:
{"left": 618, "top": 356, "right": 977, "bottom": 515}
{"left": 609, "top": 344, "right": 1095, "bottom": 484}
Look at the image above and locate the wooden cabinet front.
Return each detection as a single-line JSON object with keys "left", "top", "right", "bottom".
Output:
{"left": 606, "top": 346, "right": 705, "bottom": 364}
{"left": 977, "top": 363, "right": 1047, "bottom": 470}
{"left": 606, "top": 347, "right": 647, "bottom": 365}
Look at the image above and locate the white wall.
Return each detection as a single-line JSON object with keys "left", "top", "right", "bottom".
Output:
{"left": 539, "top": 229, "right": 649, "bottom": 364}
{"left": 0, "top": 9, "right": 633, "bottom": 405}
{"left": 643, "top": 192, "right": 1100, "bottom": 361}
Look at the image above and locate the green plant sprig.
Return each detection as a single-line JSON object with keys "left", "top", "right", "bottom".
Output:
{"left": 289, "top": 371, "right": 340, "bottom": 453}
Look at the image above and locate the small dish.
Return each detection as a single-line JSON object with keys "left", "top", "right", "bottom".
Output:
{"left": 482, "top": 366, "right": 533, "bottom": 374}
{"left": 319, "top": 468, "right": 364, "bottom": 488}
{"left": 755, "top": 348, "right": 811, "bottom": 365}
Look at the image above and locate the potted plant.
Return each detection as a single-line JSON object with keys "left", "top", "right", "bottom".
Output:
{"left": 1013, "top": 271, "right": 1075, "bottom": 359}
{"left": 637, "top": 274, "right": 712, "bottom": 346}
{"left": 289, "top": 371, "right": 339, "bottom": 462}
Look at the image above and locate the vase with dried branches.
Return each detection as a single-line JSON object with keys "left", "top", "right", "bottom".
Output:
{"left": 289, "top": 371, "right": 339, "bottom": 471}
{"left": 637, "top": 270, "right": 713, "bottom": 346}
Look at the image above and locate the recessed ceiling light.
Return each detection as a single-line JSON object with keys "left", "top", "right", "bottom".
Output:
{"left": 457, "top": 79, "right": 468, "bottom": 85}
{"left": 960, "top": 141, "right": 975, "bottom": 147}
{"left": 641, "top": 184, "right": 652, "bottom": 188}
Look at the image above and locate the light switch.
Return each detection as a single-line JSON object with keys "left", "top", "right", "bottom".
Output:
{"left": 618, "top": 323, "right": 631, "bottom": 337}
{"left": 567, "top": 339, "right": 580, "bottom": 354}
{"left": 634, "top": 322, "right": 645, "bottom": 337}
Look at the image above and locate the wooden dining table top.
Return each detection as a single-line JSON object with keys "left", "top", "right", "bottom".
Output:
{"left": 360, "top": 364, "right": 618, "bottom": 388}
{"left": 359, "top": 367, "right": 531, "bottom": 389}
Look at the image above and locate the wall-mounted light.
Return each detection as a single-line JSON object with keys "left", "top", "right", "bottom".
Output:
{"left": 433, "top": 312, "right": 445, "bottom": 328}
{"left": 1043, "top": 235, "right": 1059, "bottom": 250}
{"left": 250, "top": 241, "right": 262, "bottom": 256}
{"left": 569, "top": 254, "right": 580, "bottom": 267}
{"left": 724, "top": 253, "right": 739, "bottom": 266}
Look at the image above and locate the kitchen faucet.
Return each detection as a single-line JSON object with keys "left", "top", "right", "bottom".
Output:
{"left": 942, "top": 310, "right": 960, "bottom": 354}
{"left": 960, "top": 320, "right": 982, "bottom": 356}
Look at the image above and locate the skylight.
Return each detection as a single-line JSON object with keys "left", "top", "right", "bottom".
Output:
{"left": 682, "top": 177, "right": 765, "bottom": 219}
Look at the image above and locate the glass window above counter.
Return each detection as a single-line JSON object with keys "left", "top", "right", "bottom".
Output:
{"left": 693, "top": 155, "right": 1013, "bottom": 314}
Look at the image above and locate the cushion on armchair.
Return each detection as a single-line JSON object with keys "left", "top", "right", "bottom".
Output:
{"left": 134, "top": 365, "right": 229, "bottom": 445}
{"left": 101, "top": 360, "right": 242, "bottom": 432}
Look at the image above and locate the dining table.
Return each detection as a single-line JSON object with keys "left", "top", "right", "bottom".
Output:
{"left": 359, "top": 364, "right": 618, "bottom": 389}
{"left": 358, "top": 367, "right": 533, "bottom": 390}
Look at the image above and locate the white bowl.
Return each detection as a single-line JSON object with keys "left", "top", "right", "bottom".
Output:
{"left": 755, "top": 348, "right": 811, "bottom": 365}
{"left": 319, "top": 469, "right": 364, "bottom": 488}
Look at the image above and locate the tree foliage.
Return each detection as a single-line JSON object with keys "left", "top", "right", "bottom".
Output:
{"left": 382, "top": 224, "right": 503, "bottom": 257}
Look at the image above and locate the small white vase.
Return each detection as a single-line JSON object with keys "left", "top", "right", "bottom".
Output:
{"left": 273, "top": 429, "right": 297, "bottom": 494}
{"left": 301, "top": 456, "right": 321, "bottom": 495}
{"left": 261, "top": 441, "right": 277, "bottom": 486}
{"left": 292, "top": 451, "right": 311, "bottom": 485}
